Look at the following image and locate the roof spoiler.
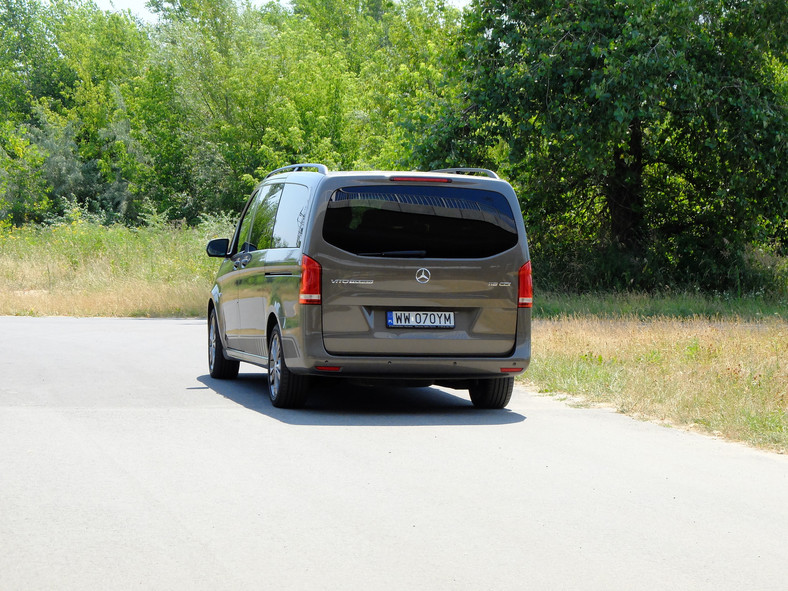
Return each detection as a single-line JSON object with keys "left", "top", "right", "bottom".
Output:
{"left": 265, "top": 163, "right": 329, "bottom": 179}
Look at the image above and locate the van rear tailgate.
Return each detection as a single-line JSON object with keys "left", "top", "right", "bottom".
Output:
{"left": 320, "top": 258, "right": 517, "bottom": 356}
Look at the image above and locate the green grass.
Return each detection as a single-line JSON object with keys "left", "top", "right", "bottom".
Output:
{"left": 534, "top": 291, "right": 787, "bottom": 321}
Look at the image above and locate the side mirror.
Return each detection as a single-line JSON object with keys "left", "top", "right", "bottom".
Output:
{"left": 206, "top": 238, "right": 230, "bottom": 258}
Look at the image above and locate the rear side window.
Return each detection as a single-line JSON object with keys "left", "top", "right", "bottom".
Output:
{"left": 248, "top": 184, "right": 282, "bottom": 251}
{"left": 235, "top": 188, "right": 259, "bottom": 253}
{"left": 322, "top": 185, "right": 518, "bottom": 258}
{"left": 271, "top": 184, "right": 310, "bottom": 248}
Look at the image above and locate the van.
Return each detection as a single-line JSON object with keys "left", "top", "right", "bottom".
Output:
{"left": 206, "top": 164, "right": 532, "bottom": 409}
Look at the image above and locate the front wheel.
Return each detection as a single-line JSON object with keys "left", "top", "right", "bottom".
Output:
{"left": 208, "top": 308, "right": 239, "bottom": 379}
{"left": 469, "top": 377, "right": 514, "bottom": 409}
{"left": 267, "top": 325, "right": 309, "bottom": 408}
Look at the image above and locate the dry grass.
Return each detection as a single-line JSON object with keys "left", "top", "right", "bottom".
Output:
{"left": 0, "top": 218, "right": 229, "bottom": 317}
{"left": 2, "top": 282, "right": 208, "bottom": 317}
{"left": 525, "top": 317, "right": 788, "bottom": 452}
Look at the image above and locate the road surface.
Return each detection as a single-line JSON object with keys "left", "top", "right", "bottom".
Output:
{"left": 1, "top": 317, "right": 786, "bottom": 590}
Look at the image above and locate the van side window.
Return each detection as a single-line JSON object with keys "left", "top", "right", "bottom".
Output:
{"left": 247, "top": 184, "right": 283, "bottom": 251}
{"left": 234, "top": 189, "right": 259, "bottom": 254}
{"left": 271, "top": 184, "right": 310, "bottom": 248}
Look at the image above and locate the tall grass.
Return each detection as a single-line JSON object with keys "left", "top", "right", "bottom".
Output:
{"left": 534, "top": 290, "right": 787, "bottom": 320}
{"left": 0, "top": 216, "right": 233, "bottom": 317}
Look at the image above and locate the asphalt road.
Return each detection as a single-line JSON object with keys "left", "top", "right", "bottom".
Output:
{"left": 1, "top": 317, "right": 787, "bottom": 590}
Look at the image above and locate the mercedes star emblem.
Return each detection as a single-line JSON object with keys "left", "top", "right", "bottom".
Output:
{"left": 415, "top": 268, "right": 431, "bottom": 283}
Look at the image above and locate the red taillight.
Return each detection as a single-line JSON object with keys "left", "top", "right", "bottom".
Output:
{"left": 518, "top": 261, "right": 533, "bottom": 308}
{"left": 299, "top": 255, "right": 322, "bottom": 305}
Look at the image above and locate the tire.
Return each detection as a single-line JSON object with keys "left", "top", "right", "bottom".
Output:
{"left": 208, "top": 308, "right": 239, "bottom": 379}
{"left": 267, "top": 325, "right": 309, "bottom": 408}
{"left": 469, "top": 377, "right": 514, "bottom": 409}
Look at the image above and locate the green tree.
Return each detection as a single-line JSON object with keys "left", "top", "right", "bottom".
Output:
{"left": 120, "top": 63, "right": 194, "bottom": 220}
{"left": 364, "top": 0, "right": 463, "bottom": 168}
{"left": 0, "top": 122, "right": 51, "bottom": 224}
{"left": 151, "top": 0, "right": 392, "bottom": 213}
{"left": 433, "top": 0, "right": 788, "bottom": 290}
{"left": 32, "top": 1, "right": 154, "bottom": 219}
{"left": 0, "top": 0, "right": 77, "bottom": 120}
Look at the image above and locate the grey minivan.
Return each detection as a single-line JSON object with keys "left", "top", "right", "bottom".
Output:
{"left": 206, "top": 164, "right": 532, "bottom": 409}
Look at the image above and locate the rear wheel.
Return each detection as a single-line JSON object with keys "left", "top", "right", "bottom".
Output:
{"left": 469, "top": 377, "right": 513, "bottom": 409}
{"left": 267, "top": 325, "right": 309, "bottom": 408}
{"left": 208, "top": 308, "right": 239, "bottom": 379}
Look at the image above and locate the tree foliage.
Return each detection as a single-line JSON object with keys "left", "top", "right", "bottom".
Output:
{"left": 0, "top": 0, "right": 460, "bottom": 224}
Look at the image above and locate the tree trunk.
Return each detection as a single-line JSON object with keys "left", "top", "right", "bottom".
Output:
{"left": 606, "top": 118, "right": 645, "bottom": 250}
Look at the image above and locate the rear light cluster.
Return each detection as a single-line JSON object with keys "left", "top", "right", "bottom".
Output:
{"left": 518, "top": 261, "right": 533, "bottom": 308}
{"left": 299, "top": 255, "right": 322, "bottom": 305}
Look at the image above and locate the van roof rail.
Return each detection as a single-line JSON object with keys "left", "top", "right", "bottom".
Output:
{"left": 431, "top": 168, "right": 499, "bottom": 179}
{"left": 265, "top": 163, "right": 329, "bottom": 179}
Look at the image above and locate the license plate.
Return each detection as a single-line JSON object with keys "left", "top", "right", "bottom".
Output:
{"left": 386, "top": 311, "right": 455, "bottom": 329}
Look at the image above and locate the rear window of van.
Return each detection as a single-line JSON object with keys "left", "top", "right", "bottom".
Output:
{"left": 322, "top": 185, "right": 518, "bottom": 258}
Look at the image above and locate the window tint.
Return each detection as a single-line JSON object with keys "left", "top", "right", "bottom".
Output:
{"left": 247, "top": 184, "right": 282, "bottom": 252}
{"left": 322, "top": 185, "right": 518, "bottom": 258}
{"left": 271, "top": 184, "right": 310, "bottom": 248}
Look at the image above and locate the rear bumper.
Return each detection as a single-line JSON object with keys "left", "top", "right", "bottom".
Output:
{"left": 293, "top": 354, "right": 530, "bottom": 379}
